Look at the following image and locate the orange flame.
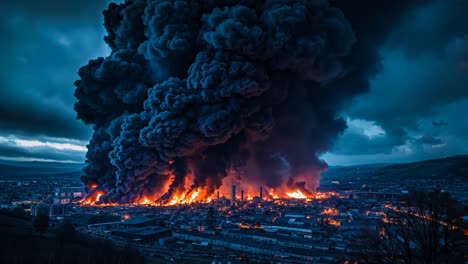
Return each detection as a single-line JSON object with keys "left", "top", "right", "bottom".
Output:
{"left": 82, "top": 190, "right": 105, "bottom": 205}
{"left": 96, "top": 193, "right": 102, "bottom": 202}
{"left": 286, "top": 190, "right": 307, "bottom": 199}
{"left": 189, "top": 190, "right": 199, "bottom": 202}
{"left": 139, "top": 197, "right": 151, "bottom": 205}
{"left": 328, "top": 219, "right": 340, "bottom": 226}
{"left": 269, "top": 191, "right": 279, "bottom": 199}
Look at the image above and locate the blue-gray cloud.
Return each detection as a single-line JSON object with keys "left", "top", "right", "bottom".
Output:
{"left": 0, "top": 135, "right": 86, "bottom": 162}
{"left": 0, "top": 0, "right": 126, "bottom": 162}
{"left": 0, "top": 0, "right": 120, "bottom": 141}
{"left": 328, "top": 0, "right": 468, "bottom": 163}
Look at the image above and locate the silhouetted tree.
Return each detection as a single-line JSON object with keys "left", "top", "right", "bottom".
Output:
{"left": 405, "top": 190, "right": 464, "bottom": 264}
{"left": 363, "top": 191, "right": 467, "bottom": 264}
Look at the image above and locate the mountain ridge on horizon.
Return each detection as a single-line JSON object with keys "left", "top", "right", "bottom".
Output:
{"left": 0, "top": 155, "right": 467, "bottom": 179}
{"left": 2, "top": 154, "right": 467, "bottom": 169}
{"left": 322, "top": 154, "right": 468, "bottom": 182}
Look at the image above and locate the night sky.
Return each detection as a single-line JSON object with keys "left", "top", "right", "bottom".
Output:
{"left": 0, "top": 0, "right": 467, "bottom": 165}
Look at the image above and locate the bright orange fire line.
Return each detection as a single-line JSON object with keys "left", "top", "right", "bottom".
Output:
{"left": 286, "top": 190, "right": 307, "bottom": 199}
{"left": 80, "top": 189, "right": 338, "bottom": 207}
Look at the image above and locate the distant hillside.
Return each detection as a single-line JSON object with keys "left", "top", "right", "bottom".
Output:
{"left": 0, "top": 160, "right": 83, "bottom": 178}
{"left": 322, "top": 155, "right": 468, "bottom": 182}
{"left": 373, "top": 155, "right": 468, "bottom": 181}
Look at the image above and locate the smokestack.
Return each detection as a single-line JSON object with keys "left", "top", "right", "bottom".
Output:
{"left": 241, "top": 190, "right": 244, "bottom": 202}
{"left": 260, "top": 186, "right": 263, "bottom": 200}
{"left": 231, "top": 185, "right": 236, "bottom": 203}
{"left": 217, "top": 191, "right": 220, "bottom": 200}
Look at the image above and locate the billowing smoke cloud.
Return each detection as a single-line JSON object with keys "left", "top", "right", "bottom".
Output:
{"left": 75, "top": 0, "right": 370, "bottom": 203}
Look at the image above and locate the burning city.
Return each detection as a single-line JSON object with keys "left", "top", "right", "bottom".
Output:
{"left": 2, "top": 166, "right": 466, "bottom": 264}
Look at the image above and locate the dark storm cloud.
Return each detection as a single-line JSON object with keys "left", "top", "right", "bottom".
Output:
{"left": 421, "top": 100, "right": 468, "bottom": 144}
{"left": 0, "top": 0, "right": 128, "bottom": 162}
{"left": 0, "top": 1, "right": 121, "bottom": 141}
{"left": 432, "top": 120, "right": 448, "bottom": 127}
{"left": 415, "top": 135, "right": 442, "bottom": 146}
{"left": 0, "top": 1, "right": 116, "bottom": 21}
{"left": 330, "top": 0, "right": 468, "bottom": 161}
{"left": 332, "top": 130, "right": 400, "bottom": 156}
{"left": 388, "top": 0, "right": 468, "bottom": 57}
{"left": 0, "top": 97, "right": 90, "bottom": 140}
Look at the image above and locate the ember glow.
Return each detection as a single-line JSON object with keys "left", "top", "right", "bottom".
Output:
{"left": 239, "top": 223, "right": 263, "bottom": 229}
{"left": 122, "top": 213, "right": 131, "bottom": 220}
{"left": 327, "top": 219, "right": 341, "bottom": 227}
{"left": 321, "top": 208, "right": 339, "bottom": 216}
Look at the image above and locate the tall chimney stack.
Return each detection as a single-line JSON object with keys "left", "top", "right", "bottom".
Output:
{"left": 231, "top": 185, "right": 236, "bottom": 203}
{"left": 241, "top": 190, "right": 244, "bottom": 202}
{"left": 217, "top": 191, "right": 220, "bottom": 199}
{"left": 260, "top": 186, "right": 263, "bottom": 200}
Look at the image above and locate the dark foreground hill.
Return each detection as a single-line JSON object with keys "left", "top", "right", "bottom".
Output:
{"left": 0, "top": 214, "right": 144, "bottom": 264}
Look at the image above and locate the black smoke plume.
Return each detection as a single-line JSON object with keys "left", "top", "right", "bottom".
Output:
{"left": 75, "top": 0, "right": 411, "bottom": 203}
